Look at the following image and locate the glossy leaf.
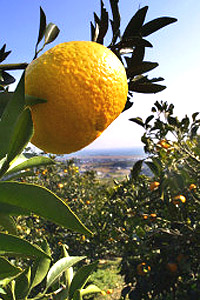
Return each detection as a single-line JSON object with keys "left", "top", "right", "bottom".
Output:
{"left": 36, "top": 7, "right": 47, "bottom": 46}
{"left": 6, "top": 108, "right": 33, "bottom": 164}
{"left": 69, "top": 261, "right": 99, "bottom": 300}
{"left": 0, "top": 181, "right": 92, "bottom": 235}
{"left": 126, "top": 61, "right": 158, "bottom": 77}
{"left": 0, "top": 72, "right": 25, "bottom": 160}
{"left": 0, "top": 232, "right": 50, "bottom": 259}
{"left": 44, "top": 23, "right": 60, "bottom": 46}
{"left": 122, "top": 98, "right": 133, "bottom": 112}
{"left": 46, "top": 256, "right": 86, "bottom": 290}
{"left": 141, "top": 17, "right": 177, "bottom": 37}
{"left": 122, "top": 6, "right": 148, "bottom": 39}
{"left": 61, "top": 244, "right": 74, "bottom": 289}
{"left": 80, "top": 285, "right": 101, "bottom": 296}
{"left": 0, "top": 257, "right": 21, "bottom": 280}
{"left": 4, "top": 156, "right": 55, "bottom": 180}
{"left": 29, "top": 240, "right": 51, "bottom": 291}
{"left": 0, "top": 214, "right": 16, "bottom": 234}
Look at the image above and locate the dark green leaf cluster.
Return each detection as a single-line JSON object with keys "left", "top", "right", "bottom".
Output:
{"left": 91, "top": 1, "right": 177, "bottom": 111}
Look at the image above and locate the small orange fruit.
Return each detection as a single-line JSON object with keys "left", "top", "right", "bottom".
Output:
{"left": 189, "top": 183, "right": 197, "bottom": 191}
{"left": 137, "top": 262, "right": 151, "bottom": 276}
{"left": 173, "top": 195, "right": 186, "bottom": 205}
{"left": 166, "top": 262, "right": 178, "bottom": 273}
{"left": 157, "top": 139, "right": 171, "bottom": 149}
{"left": 58, "top": 183, "right": 64, "bottom": 188}
{"left": 106, "top": 289, "right": 113, "bottom": 294}
{"left": 150, "top": 181, "right": 160, "bottom": 191}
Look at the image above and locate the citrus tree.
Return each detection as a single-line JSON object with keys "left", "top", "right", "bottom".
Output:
{"left": 106, "top": 101, "right": 200, "bottom": 299}
{"left": 0, "top": 1, "right": 177, "bottom": 299}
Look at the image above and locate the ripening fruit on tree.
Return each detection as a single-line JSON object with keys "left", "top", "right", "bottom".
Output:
{"left": 150, "top": 181, "right": 160, "bottom": 191}
{"left": 166, "top": 262, "right": 178, "bottom": 274}
{"left": 136, "top": 262, "right": 151, "bottom": 276}
{"left": 157, "top": 139, "right": 171, "bottom": 150}
{"left": 173, "top": 195, "right": 186, "bottom": 205}
{"left": 189, "top": 183, "right": 197, "bottom": 191}
{"left": 25, "top": 41, "right": 128, "bottom": 154}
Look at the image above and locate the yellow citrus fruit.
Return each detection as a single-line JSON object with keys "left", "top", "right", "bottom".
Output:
{"left": 25, "top": 41, "right": 128, "bottom": 154}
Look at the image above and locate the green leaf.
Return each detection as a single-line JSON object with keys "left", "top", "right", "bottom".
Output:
{"left": 80, "top": 285, "right": 101, "bottom": 296}
{"left": 141, "top": 17, "right": 177, "bottom": 37}
{"left": 0, "top": 71, "right": 15, "bottom": 86}
{"left": 0, "top": 44, "right": 11, "bottom": 63}
{"left": 0, "top": 181, "right": 92, "bottom": 235}
{"left": 126, "top": 61, "right": 158, "bottom": 77}
{"left": 68, "top": 261, "right": 99, "bottom": 300}
{"left": 29, "top": 240, "right": 51, "bottom": 291}
{"left": 122, "top": 6, "right": 148, "bottom": 39}
{"left": 130, "top": 82, "right": 166, "bottom": 93}
{"left": 0, "top": 214, "right": 16, "bottom": 235}
{"left": 4, "top": 156, "right": 55, "bottom": 180}
{"left": 0, "top": 202, "right": 28, "bottom": 216}
{"left": 6, "top": 108, "right": 33, "bottom": 164}
{"left": 0, "top": 257, "right": 21, "bottom": 280}
{"left": 25, "top": 95, "right": 47, "bottom": 106}
{"left": 113, "top": 38, "right": 152, "bottom": 50}
{"left": 0, "top": 92, "right": 13, "bottom": 118}
{"left": 61, "top": 245, "right": 73, "bottom": 290}
{"left": 46, "top": 256, "right": 86, "bottom": 290}
{"left": 44, "top": 23, "right": 60, "bottom": 46}
{"left": 129, "top": 117, "right": 144, "bottom": 127}
{"left": 130, "top": 160, "right": 144, "bottom": 180}
{"left": 73, "top": 290, "right": 82, "bottom": 300}
{"left": 109, "top": 0, "right": 120, "bottom": 44}
{"left": 0, "top": 72, "right": 25, "bottom": 160}
{"left": 0, "top": 232, "right": 50, "bottom": 259}
{"left": 36, "top": 7, "right": 47, "bottom": 46}
{"left": 14, "top": 268, "right": 31, "bottom": 300}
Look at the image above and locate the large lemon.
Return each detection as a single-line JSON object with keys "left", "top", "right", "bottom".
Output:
{"left": 25, "top": 41, "right": 128, "bottom": 154}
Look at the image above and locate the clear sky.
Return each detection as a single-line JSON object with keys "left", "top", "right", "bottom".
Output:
{"left": 1, "top": 0, "right": 200, "bottom": 150}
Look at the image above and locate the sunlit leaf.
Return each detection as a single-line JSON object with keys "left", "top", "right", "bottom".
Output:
{"left": 0, "top": 72, "right": 25, "bottom": 160}
{"left": 80, "top": 285, "right": 101, "bottom": 296}
{"left": 6, "top": 108, "right": 33, "bottom": 164}
{"left": 46, "top": 256, "right": 86, "bottom": 290}
{"left": 0, "top": 181, "right": 92, "bottom": 235}
{"left": 44, "top": 23, "right": 60, "bottom": 46}
{"left": 69, "top": 261, "right": 99, "bottom": 300}
{"left": 4, "top": 156, "right": 55, "bottom": 180}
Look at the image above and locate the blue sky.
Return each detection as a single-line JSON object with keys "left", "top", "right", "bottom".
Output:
{"left": 1, "top": 0, "right": 200, "bottom": 150}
